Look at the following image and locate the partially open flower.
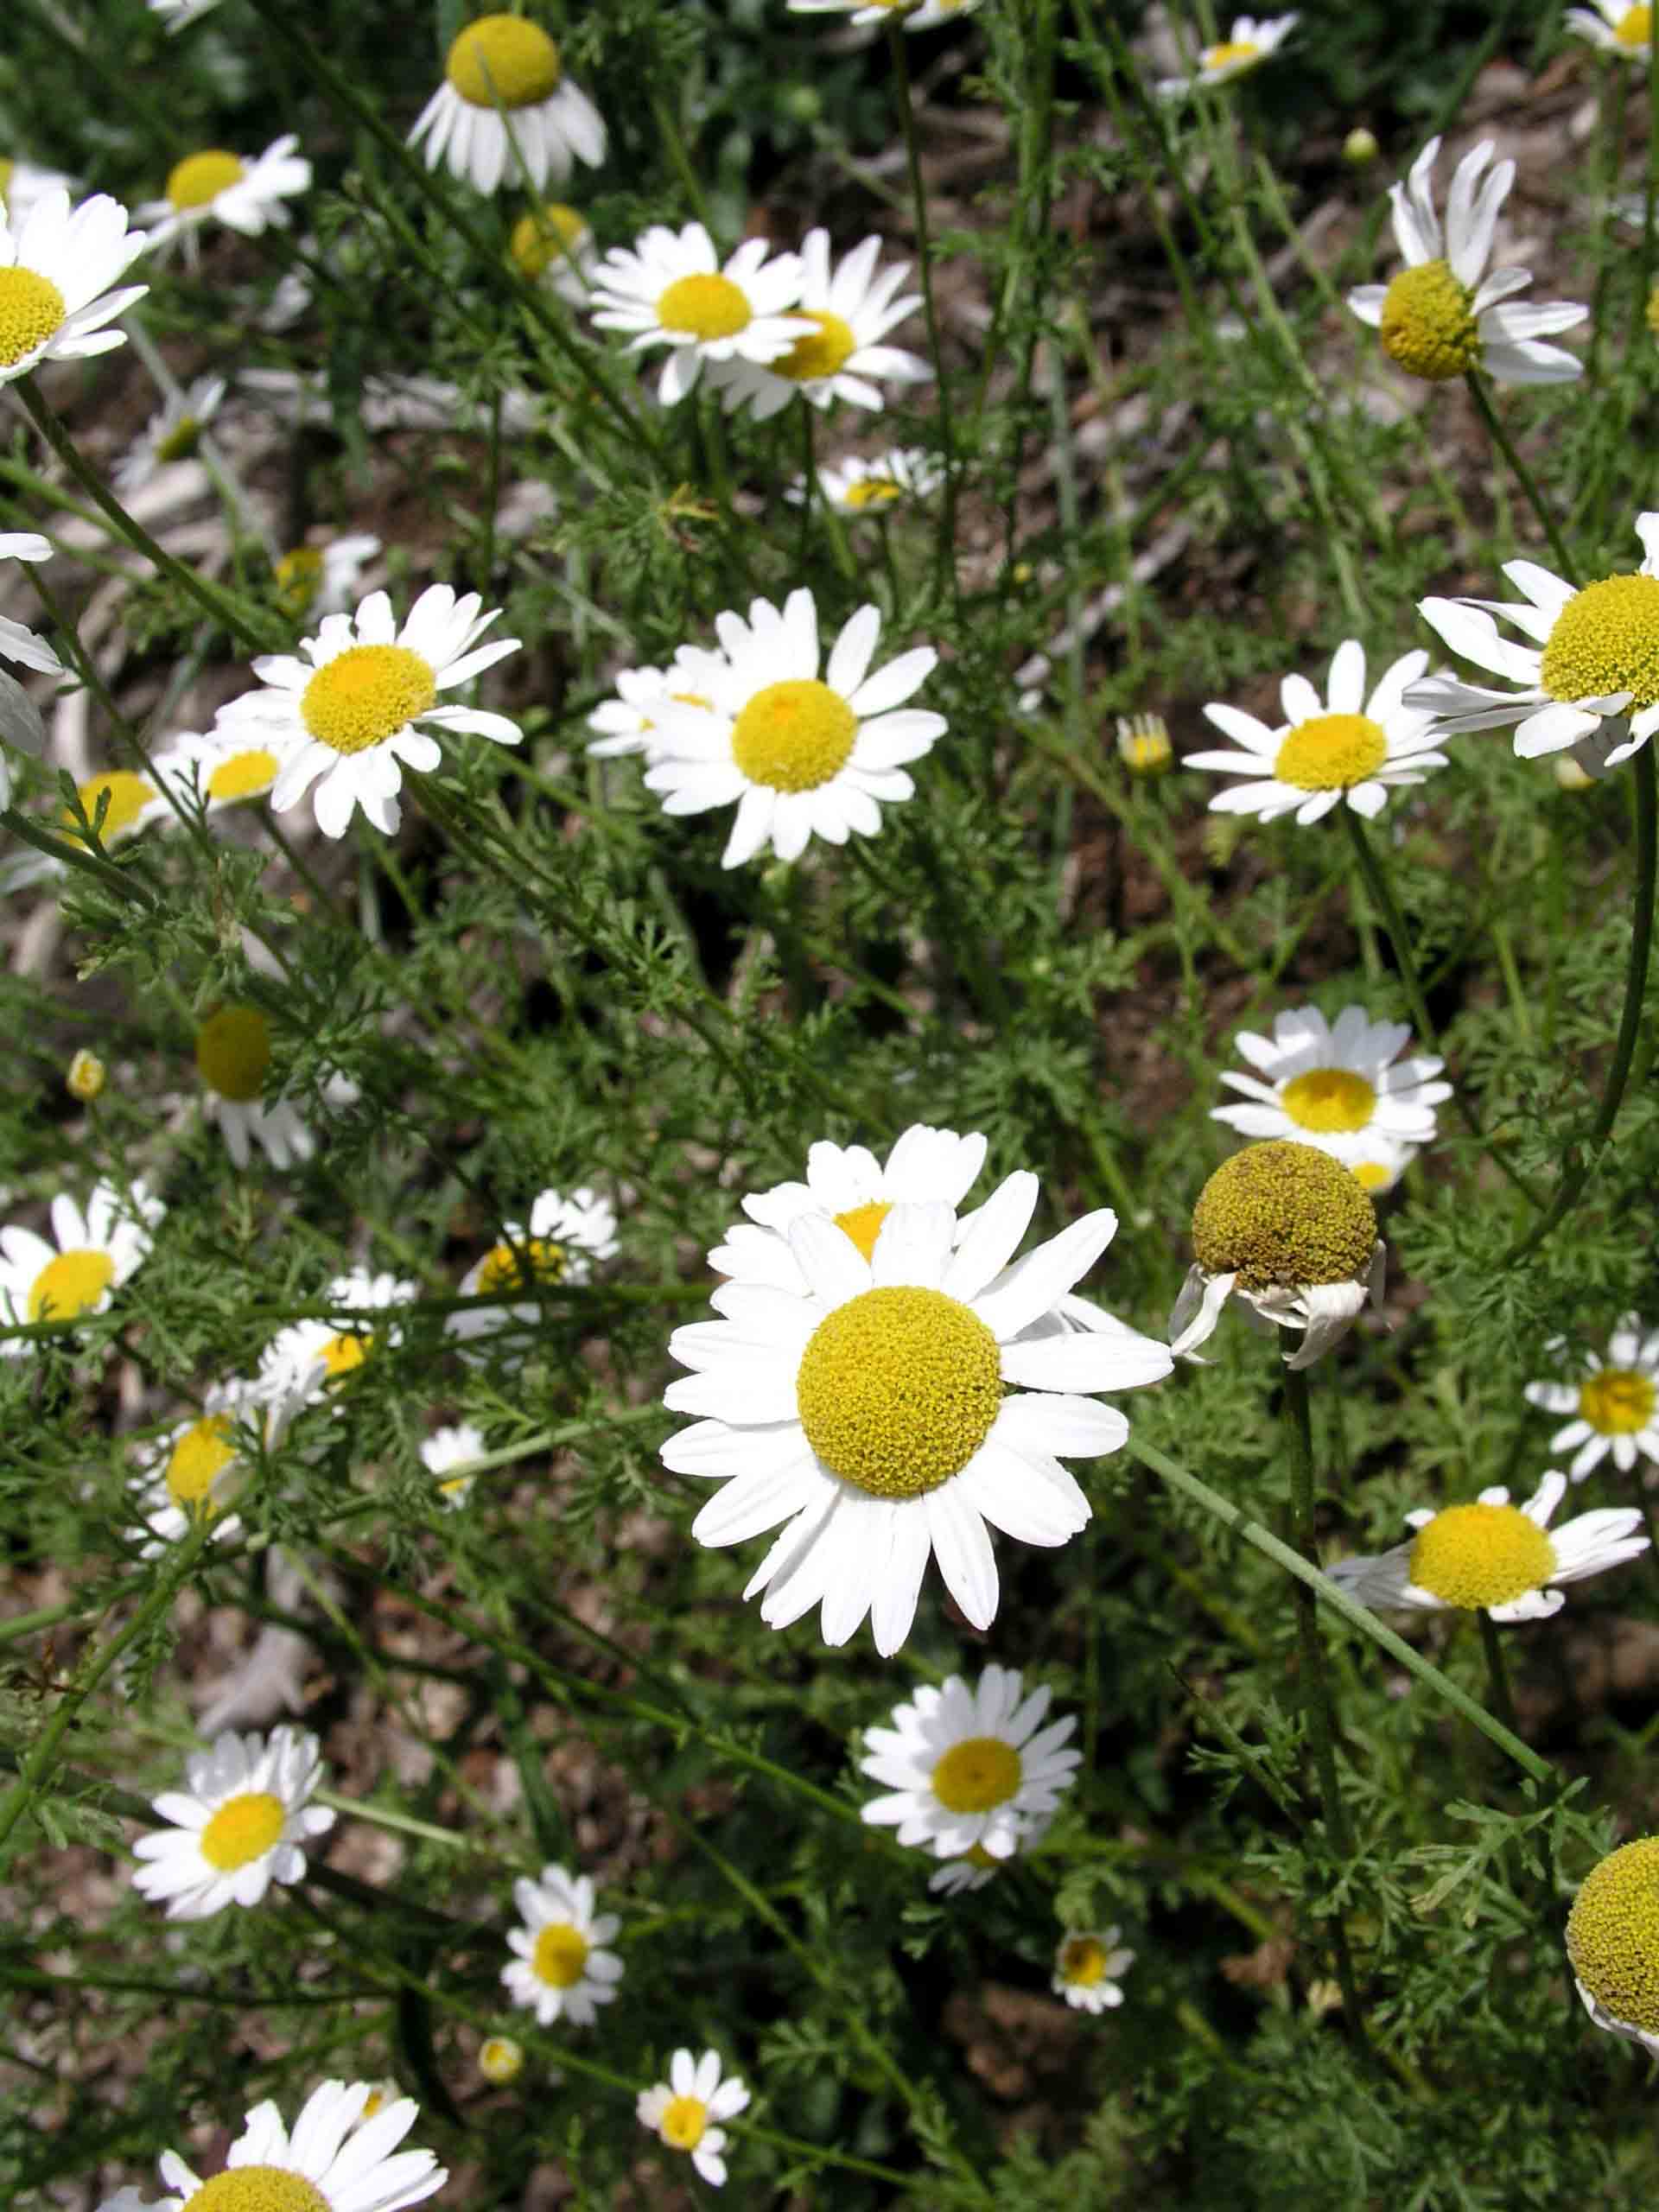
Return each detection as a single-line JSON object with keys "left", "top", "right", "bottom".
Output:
{"left": 1567, "top": 1836, "right": 1659, "bottom": 2054}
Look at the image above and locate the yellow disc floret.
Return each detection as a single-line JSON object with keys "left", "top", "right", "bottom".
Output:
{"left": 796, "top": 1285, "right": 1002, "bottom": 1498}
{"left": 833, "top": 1199, "right": 892, "bottom": 1261}
{"left": 1539, "top": 574, "right": 1659, "bottom": 709}
{"left": 1203, "top": 36, "right": 1262, "bottom": 71}
{"left": 1378, "top": 259, "right": 1481, "bottom": 381}
{"left": 166, "top": 150, "right": 245, "bottom": 211}
{"left": 199, "top": 1789, "right": 286, "bottom": 1872}
{"left": 479, "top": 2034, "right": 524, "bottom": 2083}
{"left": 475, "top": 1236, "right": 567, "bottom": 1295}
{"left": 301, "top": 644, "right": 436, "bottom": 756}
{"left": 931, "top": 1735, "right": 1022, "bottom": 1814}
{"left": 165, "top": 1414, "right": 237, "bottom": 1513}
{"left": 28, "top": 1248, "right": 114, "bottom": 1325}
{"left": 0, "top": 265, "right": 64, "bottom": 368}
{"left": 661, "top": 2094, "right": 708, "bottom": 2152}
{"left": 731, "top": 678, "right": 858, "bottom": 792}
{"left": 843, "top": 478, "right": 903, "bottom": 511}
{"left": 510, "top": 203, "right": 586, "bottom": 281}
{"left": 1058, "top": 1935, "right": 1110, "bottom": 1986}
{"left": 207, "top": 747, "right": 281, "bottom": 804}
{"left": 1580, "top": 1368, "right": 1657, "bottom": 1435}
{"left": 1614, "top": 3, "right": 1652, "bottom": 46}
{"left": 64, "top": 771, "right": 156, "bottom": 845}
{"left": 656, "top": 271, "right": 752, "bottom": 341}
{"left": 1567, "top": 1835, "right": 1659, "bottom": 2035}
{"left": 776, "top": 311, "right": 858, "bottom": 383}
{"left": 195, "top": 1005, "right": 272, "bottom": 1103}
{"left": 447, "top": 16, "right": 563, "bottom": 108}
{"left": 1274, "top": 713, "right": 1389, "bottom": 791}
{"left": 532, "top": 1921, "right": 589, "bottom": 1988}
{"left": 1407, "top": 1501, "right": 1556, "bottom": 1609}
{"left": 1191, "top": 1139, "right": 1377, "bottom": 1294}
{"left": 181, "top": 2170, "right": 331, "bottom": 2212}
{"left": 1280, "top": 1067, "right": 1377, "bottom": 1135}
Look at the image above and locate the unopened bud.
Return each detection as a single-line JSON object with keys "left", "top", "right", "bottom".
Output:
{"left": 1344, "top": 127, "right": 1379, "bottom": 167}
{"left": 66, "top": 1049, "right": 105, "bottom": 1103}
{"left": 479, "top": 2035, "right": 524, "bottom": 2084}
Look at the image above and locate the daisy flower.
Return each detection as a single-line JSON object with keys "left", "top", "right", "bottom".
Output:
{"left": 478, "top": 2035, "right": 524, "bottom": 2083}
{"left": 448, "top": 1186, "right": 619, "bottom": 1353}
{"left": 0, "top": 160, "right": 75, "bottom": 228}
{"left": 154, "top": 723, "right": 299, "bottom": 816}
{"left": 711, "top": 227, "right": 929, "bottom": 421}
{"left": 1567, "top": 0, "right": 1652, "bottom": 59}
{"left": 1211, "top": 1005, "right": 1450, "bottom": 1168}
{"left": 1411, "top": 514, "right": 1659, "bottom": 771}
{"left": 194, "top": 1003, "right": 322, "bottom": 1171}
{"left": 130, "top": 1726, "right": 335, "bottom": 1919}
{"left": 1525, "top": 1318, "right": 1659, "bottom": 1480}
{"left": 1567, "top": 1836, "right": 1659, "bottom": 2057}
{"left": 929, "top": 1814, "right": 1053, "bottom": 1895}
{"left": 586, "top": 645, "right": 728, "bottom": 763}
{"left": 509, "top": 200, "right": 596, "bottom": 303}
{"left": 1053, "top": 1926, "right": 1135, "bottom": 2014}
{"left": 213, "top": 583, "right": 522, "bottom": 839}
{"left": 1158, "top": 13, "right": 1300, "bottom": 92}
{"left": 1170, "top": 1140, "right": 1384, "bottom": 1370}
{"left": 588, "top": 222, "right": 807, "bottom": 406}
{"left": 0, "top": 188, "right": 148, "bottom": 389}
{"left": 502, "top": 1863, "right": 624, "bottom": 2026}
{"left": 1116, "top": 712, "right": 1173, "bottom": 774}
{"left": 0, "top": 1179, "right": 162, "bottom": 1351}
{"left": 663, "top": 1173, "right": 1172, "bottom": 1654}
{"left": 423, "top": 1421, "right": 487, "bottom": 1508}
{"left": 1346, "top": 137, "right": 1586, "bottom": 386}
{"left": 258, "top": 1268, "right": 416, "bottom": 1421}
{"left": 1185, "top": 639, "right": 1447, "bottom": 824}
{"left": 97, "top": 2078, "right": 445, "bottom": 2212}
{"left": 112, "top": 376, "right": 226, "bottom": 496}
{"left": 644, "top": 587, "right": 946, "bottom": 868}
{"left": 788, "top": 0, "right": 986, "bottom": 25}
{"left": 637, "top": 2050, "right": 749, "bottom": 2190}
{"left": 859, "top": 1663, "right": 1081, "bottom": 1859}
{"left": 797, "top": 446, "right": 943, "bottom": 515}
{"left": 0, "top": 766, "right": 174, "bottom": 893}
{"left": 1327, "top": 1472, "right": 1647, "bottom": 1621}
{"left": 275, "top": 534, "right": 384, "bottom": 621}
{"left": 138, "top": 137, "right": 310, "bottom": 251}
{"left": 130, "top": 1382, "right": 255, "bottom": 1554}
{"left": 410, "top": 14, "right": 606, "bottom": 196}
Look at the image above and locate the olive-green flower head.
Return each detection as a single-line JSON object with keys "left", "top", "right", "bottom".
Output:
{"left": 1567, "top": 1836, "right": 1659, "bottom": 2054}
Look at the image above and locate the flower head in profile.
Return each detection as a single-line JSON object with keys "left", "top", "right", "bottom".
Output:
{"left": 1328, "top": 1473, "right": 1647, "bottom": 1621}
{"left": 0, "top": 188, "right": 148, "bottom": 389}
{"left": 503, "top": 1862, "right": 624, "bottom": 2026}
{"left": 664, "top": 1169, "right": 1171, "bottom": 1654}
{"left": 1567, "top": 1836, "right": 1659, "bottom": 2056}
{"left": 113, "top": 376, "right": 226, "bottom": 496}
{"left": 588, "top": 222, "right": 807, "bottom": 406}
{"left": 155, "top": 724, "right": 298, "bottom": 817}
{"left": 1053, "top": 1926, "right": 1135, "bottom": 2014}
{"left": 130, "top": 1726, "right": 335, "bottom": 1919}
{"left": 0, "top": 1180, "right": 163, "bottom": 1353}
{"left": 448, "top": 1186, "right": 619, "bottom": 1354}
{"left": 860, "top": 1663, "right": 1081, "bottom": 1859}
{"left": 1159, "top": 13, "right": 1299, "bottom": 92}
{"left": 1185, "top": 639, "right": 1446, "bottom": 824}
{"left": 1212, "top": 1005, "right": 1450, "bottom": 1169}
{"left": 1525, "top": 1318, "right": 1659, "bottom": 1480}
{"left": 586, "top": 645, "right": 728, "bottom": 763}
{"left": 1567, "top": 0, "right": 1652, "bottom": 59}
{"left": 96, "top": 2077, "right": 445, "bottom": 2212}
{"left": 713, "top": 228, "right": 929, "bottom": 421}
{"left": 644, "top": 588, "right": 947, "bottom": 868}
{"left": 130, "top": 1382, "right": 257, "bottom": 1554}
{"left": 423, "top": 1421, "right": 487, "bottom": 1508}
{"left": 797, "top": 446, "right": 942, "bottom": 517}
{"left": 1347, "top": 137, "right": 1586, "bottom": 386}
{"left": 1169, "top": 1140, "right": 1384, "bottom": 1370}
{"left": 509, "top": 200, "right": 596, "bottom": 303}
{"left": 410, "top": 13, "right": 606, "bottom": 194}
{"left": 193, "top": 1003, "right": 319, "bottom": 1171}
{"left": 637, "top": 2050, "right": 750, "bottom": 2190}
{"left": 214, "top": 584, "right": 521, "bottom": 838}
{"left": 138, "top": 137, "right": 309, "bottom": 250}
{"left": 1411, "top": 515, "right": 1659, "bottom": 772}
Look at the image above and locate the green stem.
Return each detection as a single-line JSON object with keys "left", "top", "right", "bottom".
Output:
{"left": 886, "top": 20, "right": 959, "bottom": 604}
{"left": 0, "top": 805, "right": 156, "bottom": 906}
{"left": 1477, "top": 1609, "right": 1517, "bottom": 1736}
{"left": 1463, "top": 375, "right": 1580, "bottom": 587}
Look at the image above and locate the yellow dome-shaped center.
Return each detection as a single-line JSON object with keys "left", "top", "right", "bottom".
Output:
{"left": 1580, "top": 1366, "right": 1656, "bottom": 1435}
{"left": 321, "top": 1331, "right": 369, "bottom": 1381}
{"left": 206, "top": 746, "right": 281, "bottom": 804}
{"left": 1378, "top": 259, "right": 1481, "bottom": 381}
{"left": 1274, "top": 712, "right": 1389, "bottom": 792}
{"left": 731, "top": 678, "right": 857, "bottom": 792}
{"left": 1407, "top": 1501, "right": 1556, "bottom": 1609}
{"left": 199, "top": 1789, "right": 286, "bottom": 1872}
{"left": 532, "top": 1920, "right": 590, "bottom": 1988}
{"left": 301, "top": 645, "right": 436, "bottom": 756}
{"left": 166, "top": 150, "right": 246, "bottom": 211}
{"left": 510, "top": 203, "right": 586, "bottom": 281}
{"left": 776, "top": 310, "right": 858, "bottom": 383}
{"left": 656, "top": 271, "right": 752, "bottom": 342}
{"left": 1058, "top": 1935, "right": 1110, "bottom": 1986}
{"left": 64, "top": 771, "right": 156, "bottom": 846}
{"left": 1280, "top": 1067, "right": 1377, "bottom": 1135}
{"left": 475, "top": 1236, "right": 567, "bottom": 1296}
{"left": 1567, "top": 1835, "right": 1659, "bottom": 2034}
{"left": 931, "top": 1735, "right": 1022, "bottom": 1814}
{"left": 1191, "top": 1139, "right": 1377, "bottom": 1293}
{"left": 195, "top": 1005, "right": 272, "bottom": 1103}
{"left": 661, "top": 2094, "right": 708, "bottom": 2151}
{"left": 0, "top": 264, "right": 64, "bottom": 369}
{"left": 480, "top": 2034, "right": 523, "bottom": 2082}
{"left": 1615, "top": 3, "right": 1652, "bottom": 44}
{"left": 166, "top": 1414, "right": 237, "bottom": 1510}
{"left": 28, "top": 1248, "right": 115, "bottom": 1325}
{"left": 796, "top": 1285, "right": 1002, "bottom": 1498}
{"left": 447, "top": 16, "right": 563, "bottom": 108}
{"left": 1351, "top": 1158, "right": 1397, "bottom": 1193}
{"left": 187, "top": 2171, "right": 331, "bottom": 2212}
{"left": 842, "top": 477, "right": 904, "bottom": 511}
{"left": 832, "top": 1199, "right": 891, "bottom": 1262}
{"left": 1539, "top": 574, "right": 1659, "bottom": 710}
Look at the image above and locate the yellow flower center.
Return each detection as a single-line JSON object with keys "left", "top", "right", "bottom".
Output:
{"left": 775, "top": 310, "right": 859, "bottom": 384}
{"left": 195, "top": 1005, "right": 272, "bottom": 1103}
{"left": 275, "top": 545, "right": 322, "bottom": 616}
{"left": 63, "top": 771, "right": 156, "bottom": 844}
{"left": 1378, "top": 258, "right": 1481, "bottom": 381}
{"left": 155, "top": 415, "right": 203, "bottom": 464}
{"left": 661, "top": 2094, "right": 708, "bottom": 2152}
{"left": 182, "top": 2170, "right": 330, "bottom": 2212}
{"left": 843, "top": 478, "right": 903, "bottom": 511}
{"left": 1351, "top": 1159, "right": 1396, "bottom": 1193}
{"left": 1280, "top": 1067, "right": 1378, "bottom": 1135}
{"left": 1580, "top": 1367, "right": 1657, "bottom": 1435}
{"left": 1274, "top": 712, "right": 1389, "bottom": 792}
{"left": 27, "top": 1248, "right": 115, "bottom": 1325}
{"left": 1191, "top": 1139, "right": 1377, "bottom": 1294}
{"left": 1615, "top": 3, "right": 1652, "bottom": 44}
{"left": 510, "top": 203, "right": 586, "bottom": 281}
{"left": 832, "top": 1199, "right": 892, "bottom": 1262}
{"left": 532, "top": 1920, "right": 590, "bottom": 1988}
{"left": 301, "top": 644, "right": 436, "bottom": 756}
{"left": 731, "top": 678, "right": 858, "bottom": 792}
{"left": 165, "top": 1414, "right": 237, "bottom": 1513}
{"left": 321, "top": 1332, "right": 369, "bottom": 1381}
{"left": 166, "top": 150, "right": 246, "bottom": 211}
{"left": 796, "top": 1285, "right": 1002, "bottom": 1498}
{"left": 931, "top": 1735, "right": 1022, "bottom": 1814}
{"left": 0, "top": 265, "right": 65, "bottom": 368}
{"left": 656, "top": 271, "right": 753, "bottom": 341}
{"left": 206, "top": 747, "right": 281, "bottom": 804}
{"left": 1058, "top": 1936, "right": 1110, "bottom": 1986}
{"left": 1407, "top": 1501, "right": 1556, "bottom": 1609}
{"left": 1203, "top": 36, "right": 1262, "bottom": 69}
{"left": 1567, "top": 1835, "right": 1659, "bottom": 2034}
{"left": 198, "top": 1789, "right": 287, "bottom": 1872}
{"left": 480, "top": 2035, "right": 523, "bottom": 2082}
{"left": 1118, "top": 715, "right": 1173, "bottom": 772}
{"left": 447, "top": 16, "right": 563, "bottom": 108}
{"left": 1539, "top": 574, "right": 1659, "bottom": 710}
{"left": 66, "top": 1050, "right": 105, "bottom": 1103}
{"left": 475, "top": 1236, "right": 567, "bottom": 1296}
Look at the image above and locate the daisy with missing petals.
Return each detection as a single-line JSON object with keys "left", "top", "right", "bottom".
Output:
{"left": 588, "top": 223, "right": 807, "bottom": 406}
{"left": 1567, "top": 0, "right": 1652, "bottom": 60}
{"left": 1327, "top": 1472, "right": 1647, "bottom": 1622}
{"left": 137, "top": 137, "right": 310, "bottom": 251}
{"left": 1412, "top": 515, "right": 1659, "bottom": 772}
{"left": 860, "top": 1663, "right": 1081, "bottom": 1859}
{"left": 213, "top": 584, "right": 522, "bottom": 839}
{"left": 130, "top": 1726, "right": 335, "bottom": 1919}
{"left": 0, "top": 188, "right": 148, "bottom": 389}
{"left": 1347, "top": 137, "right": 1586, "bottom": 386}
{"left": 1525, "top": 1318, "right": 1659, "bottom": 1480}
{"left": 193, "top": 1004, "right": 316, "bottom": 1171}
{"left": 645, "top": 587, "right": 946, "bottom": 868}
{"left": 797, "top": 447, "right": 943, "bottom": 516}
{"left": 1158, "top": 13, "right": 1300, "bottom": 92}
{"left": 637, "top": 2050, "right": 749, "bottom": 2191}
{"left": 448, "top": 1186, "right": 619, "bottom": 1354}
{"left": 1186, "top": 639, "right": 1447, "bottom": 824}
{"left": 1212, "top": 1005, "right": 1450, "bottom": 1169}
{"left": 0, "top": 1180, "right": 163, "bottom": 1352}
{"left": 410, "top": 14, "right": 606, "bottom": 196}
{"left": 154, "top": 724, "right": 298, "bottom": 817}
{"left": 423, "top": 1421, "right": 487, "bottom": 1508}
{"left": 96, "top": 2078, "right": 446, "bottom": 2212}
{"left": 664, "top": 1173, "right": 1172, "bottom": 1654}
{"left": 711, "top": 228, "right": 929, "bottom": 422}
{"left": 586, "top": 645, "right": 728, "bottom": 763}
{"left": 1053, "top": 1926, "right": 1135, "bottom": 2014}
{"left": 1567, "top": 1837, "right": 1659, "bottom": 2056}
{"left": 130, "top": 1383, "right": 255, "bottom": 1554}
{"left": 503, "top": 1863, "right": 624, "bottom": 2026}
{"left": 112, "top": 376, "right": 225, "bottom": 496}
{"left": 1170, "top": 1140, "right": 1384, "bottom": 1370}
{"left": 275, "top": 534, "right": 383, "bottom": 621}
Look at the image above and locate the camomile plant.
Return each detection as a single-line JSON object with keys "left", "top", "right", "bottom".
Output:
{"left": 796, "top": 446, "right": 943, "bottom": 515}
{"left": 1211, "top": 1005, "right": 1449, "bottom": 1169}
{"left": 1157, "top": 12, "right": 1300, "bottom": 92}
{"left": 1524, "top": 1318, "right": 1659, "bottom": 1480}
{"left": 409, "top": 13, "right": 606, "bottom": 194}
{"left": 137, "top": 137, "right": 310, "bottom": 251}
{"left": 710, "top": 228, "right": 929, "bottom": 421}
{"left": 588, "top": 222, "right": 807, "bottom": 406}
{"left": 857, "top": 1662, "right": 1082, "bottom": 1860}
{"left": 1053, "top": 1927, "right": 1135, "bottom": 2015}
{"left": 0, "top": 1179, "right": 163, "bottom": 1351}
{"left": 129, "top": 1726, "right": 336, "bottom": 1919}
{"left": 636, "top": 2050, "right": 749, "bottom": 2192}
{"left": 501, "top": 1863, "right": 624, "bottom": 2027}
